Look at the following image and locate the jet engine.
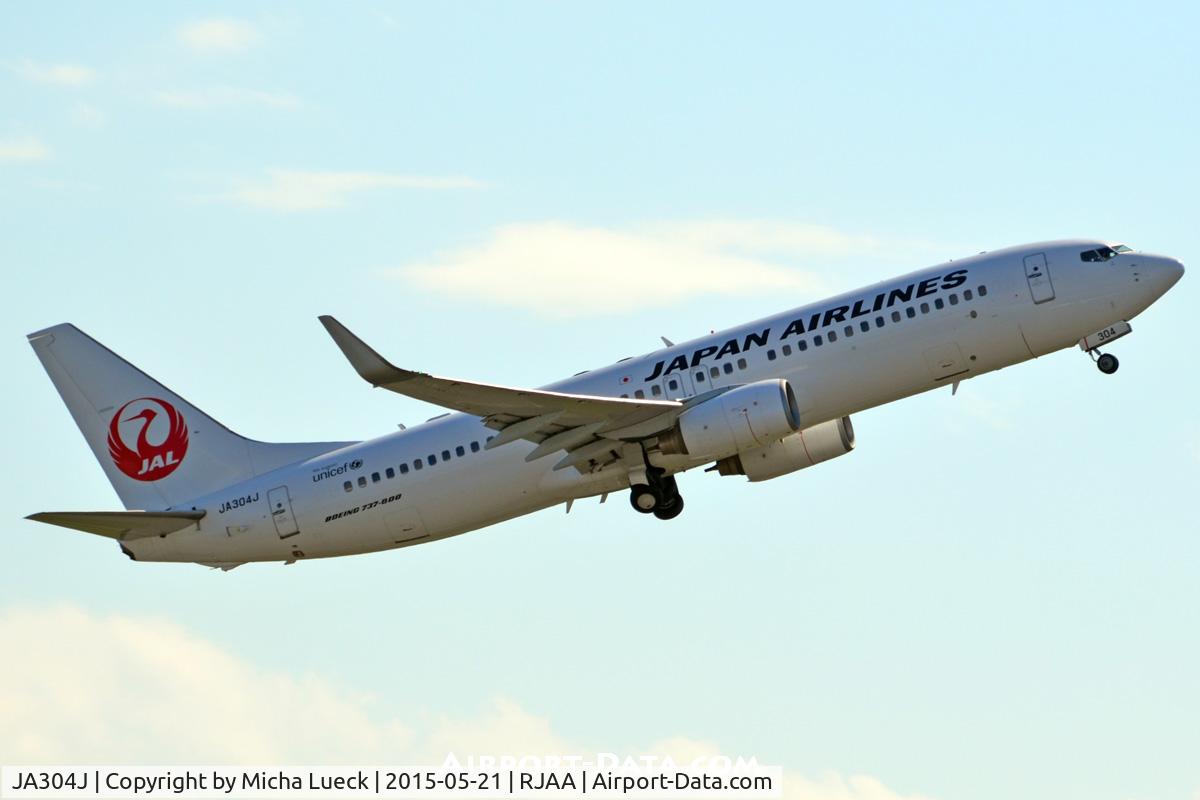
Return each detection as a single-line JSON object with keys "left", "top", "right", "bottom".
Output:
{"left": 713, "top": 416, "right": 855, "bottom": 481}
{"left": 658, "top": 379, "right": 801, "bottom": 460}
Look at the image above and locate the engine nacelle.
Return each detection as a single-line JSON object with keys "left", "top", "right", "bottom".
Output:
{"left": 714, "top": 416, "right": 855, "bottom": 481}
{"left": 658, "top": 379, "right": 801, "bottom": 460}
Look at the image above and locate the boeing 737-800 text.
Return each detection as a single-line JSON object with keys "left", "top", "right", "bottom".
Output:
{"left": 26, "top": 240, "right": 1183, "bottom": 568}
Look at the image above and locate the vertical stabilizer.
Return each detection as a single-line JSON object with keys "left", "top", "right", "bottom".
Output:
{"left": 27, "top": 323, "right": 354, "bottom": 510}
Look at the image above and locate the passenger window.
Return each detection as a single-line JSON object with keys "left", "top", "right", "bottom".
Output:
{"left": 949, "top": 294, "right": 959, "bottom": 305}
{"left": 357, "top": 476, "right": 367, "bottom": 487}
{"left": 737, "top": 357, "right": 748, "bottom": 369}
{"left": 372, "top": 472, "right": 380, "bottom": 483}
{"left": 414, "top": 459, "right": 423, "bottom": 470}
{"left": 634, "top": 389, "right": 645, "bottom": 399}
{"left": 828, "top": 331, "right": 838, "bottom": 342}
{"left": 428, "top": 454, "right": 437, "bottom": 465}
{"left": 814, "top": 335, "right": 823, "bottom": 346}
{"left": 843, "top": 325, "right": 853, "bottom": 337}
{"left": 385, "top": 467, "right": 395, "bottom": 479}
{"left": 668, "top": 379, "right": 679, "bottom": 390}
{"left": 860, "top": 321, "right": 869, "bottom": 333}
{"left": 651, "top": 384, "right": 663, "bottom": 396}
{"left": 920, "top": 302, "right": 929, "bottom": 314}
{"left": 892, "top": 311, "right": 902, "bottom": 323}
{"left": 935, "top": 298, "right": 945, "bottom": 310}
{"left": 695, "top": 371, "right": 705, "bottom": 382}
{"left": 798, "top": 340, "right": 808, "bottom": 351}
{"left": 343, "top": 481, "right": 352, "bottom": 493}
{"left": 456, "top": 445, "right": 465, "bottom": 457}
{"left": 620, "top": 393, "right": 629, "bottom": 398}
{"left": 442, "top": 449, "right": 451, "bottom": 461}
{"left": 723, "top": 362, "right": 733, "bottom": 374}
{"left": 875, "top": 316, "right": 884, "bottom": 328}
{"left": 470, "top": 441, "right": 480, "bottom": 453}
{"left": 400, "top": 463, "right": 410, "bottom": 474}
{"left": 963, "top": 289, "right": 973, "bottom": 301}
{"left": 709, "top": 367, "right": 720, "bottom": 379}
{"left": 767, "top": 349, "right": 777, "bottom": 361}
{"left": 906, "top": 307, "right": 916, "bottom": 318}
{"left": 978, "top": 285, "right": 988, "bottom": 297}
{"left": 782, "top": 344, "right": 792, "bottom": 356}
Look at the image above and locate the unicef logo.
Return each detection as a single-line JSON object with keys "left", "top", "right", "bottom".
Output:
{"left": 349, "top": 459, "right": 363, "bottom": 470}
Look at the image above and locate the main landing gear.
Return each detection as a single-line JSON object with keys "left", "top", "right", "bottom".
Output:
{"left": 629, "top": 472, "right": 685, "bottom": 520}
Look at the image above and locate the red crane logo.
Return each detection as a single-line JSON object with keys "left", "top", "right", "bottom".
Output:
{"left": 107, "top": 397, "right": 190, "bottom": 481}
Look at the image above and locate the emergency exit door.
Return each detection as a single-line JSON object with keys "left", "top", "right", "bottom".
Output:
{"left": 1023, "top": 253, "right": 1055, "bottom": 304}
{"left": 268, "top": 486, "right": 300, "bottom": 539}
{"left": 660, "top": 369, "right": 695, "bottom": 400}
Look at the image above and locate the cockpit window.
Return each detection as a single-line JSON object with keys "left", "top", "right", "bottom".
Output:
{"left": 1080, "top": 245, "right": 1121, "bottom": 262}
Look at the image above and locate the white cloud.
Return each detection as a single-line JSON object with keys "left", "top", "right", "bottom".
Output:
{"left": 0, "top": 605, "right": 410, "bottom": 762}
{"left": 177, "top": 18, "right": 260, "bottom": 53}
{"left": 783, "top": 774, "right": 934, "bottom": 800}
{"left": 0, "top": 137, "right": 51, "bottom": 162}
{"left": 393, "top": 221, "right": 865, "bottom": 317}
{"left": 228, "top": 170, "right": 482, "bottom": 211}
{"left": 10, "top": 59, "right": 96, "bottom": 86}
{"left": 70, "top": 102, "right": 107, "bottom": 127}
{"left": 151, "top": 86, "right": 301, "bottom": 111}
{"left": 0, "top": 605, "right": 932, "bottom": 800}
{"left": 645, "top": 221, "right": 900, "bottom": 260}
{"left": 393, "top": 220, "right": 956, "bottom": 317}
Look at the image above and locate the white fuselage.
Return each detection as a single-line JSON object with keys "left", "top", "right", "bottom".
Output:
{"left": 125, "top": 240, "right": 1183, "bottom": 565}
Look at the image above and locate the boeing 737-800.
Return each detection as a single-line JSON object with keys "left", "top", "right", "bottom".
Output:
{"left": 25, "top": 240, "right": 1183, "bottom": 568}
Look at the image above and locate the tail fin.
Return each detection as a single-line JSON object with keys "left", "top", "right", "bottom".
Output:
{"left": 27, "top": 323, "right": 355, "bottom": 510}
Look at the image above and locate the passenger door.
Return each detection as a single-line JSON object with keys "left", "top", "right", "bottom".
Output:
{"left": 267, "top": 486, "right": 300, "bottom": 539}
{"left": 1023, "top": 253, "right": 1055, "bottom": 304}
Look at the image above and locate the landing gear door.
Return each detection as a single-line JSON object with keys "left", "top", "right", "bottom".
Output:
{"left": 267, "top": 486, "right": 300, "bottom": 539}
{"left": 1023, "top": 253, "right": 1055, "bottom": 304}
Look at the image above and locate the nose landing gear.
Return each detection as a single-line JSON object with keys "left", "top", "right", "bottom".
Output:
{"left": 1079, "top": 323, "right": 1130, "bottom": 376}
{"left": 1086, "top": 348, "right": 1119, "bottom": 374}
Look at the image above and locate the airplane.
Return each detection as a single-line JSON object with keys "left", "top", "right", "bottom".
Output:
{"left": 25, "top": 239, "right": 1183, "bottom": 569}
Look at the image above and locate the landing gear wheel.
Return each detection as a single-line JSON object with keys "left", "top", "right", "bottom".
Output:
{"left": 630, "top": 484, "right": 661, "bottom": 514}
{"left": 653, "top": 494, "right": 684, "bottom": 520}
{"left": 1097, "top": 353, "right": 1119, "bottom": 374}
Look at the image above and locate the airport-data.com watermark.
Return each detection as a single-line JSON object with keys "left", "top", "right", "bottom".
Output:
{"left": 1, "top": 754, "right": 781, "bottom": 799}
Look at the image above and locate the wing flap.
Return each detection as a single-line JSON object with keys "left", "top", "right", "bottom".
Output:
{"left": 26, "top": 510, "right": 206, "bottom": 541}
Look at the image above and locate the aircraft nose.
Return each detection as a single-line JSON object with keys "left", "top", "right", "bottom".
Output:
{"left": 1154, "top": 256, "right": 1185, "bottom": 296}
{"left": 1166, "top": 257, "right": 1185, "bottom": 287}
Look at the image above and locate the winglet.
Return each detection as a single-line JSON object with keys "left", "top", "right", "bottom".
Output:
{"left": 319, "top": 315, "right": 411, "bottom": 386}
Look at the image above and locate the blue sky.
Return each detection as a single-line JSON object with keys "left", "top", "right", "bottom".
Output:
{"left": 1, "top": 3, "right": 1197, "bottom": 800}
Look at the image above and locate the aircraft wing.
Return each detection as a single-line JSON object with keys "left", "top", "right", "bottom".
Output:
{"left": 26, "top": 510, "right": 206, "bottom": 541}
{"left": 320, "top": 315, "right": 693, "bottom": 471}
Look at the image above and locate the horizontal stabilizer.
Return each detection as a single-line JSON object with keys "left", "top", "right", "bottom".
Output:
{"left": 26, "top": 510, "right": 206, "bottom": 541}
